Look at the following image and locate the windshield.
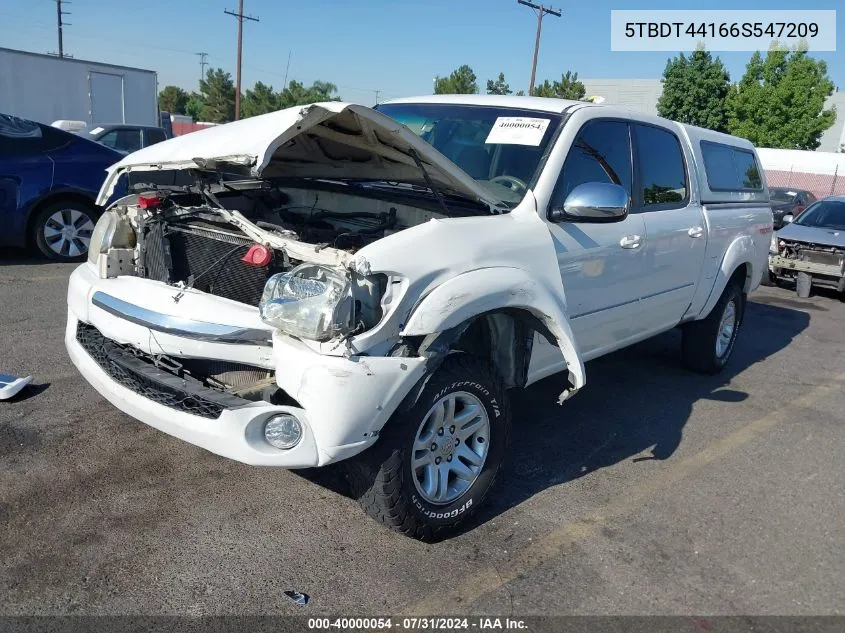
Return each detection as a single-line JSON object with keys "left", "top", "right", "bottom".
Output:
{"left": 376, "top": 103, "right": 562, "bottom": 206}
{"left": 794, "top": 199, "right": 845, "bottom": 230}
{"left": 770, "top": 189, "right": 797, "bottom": 203}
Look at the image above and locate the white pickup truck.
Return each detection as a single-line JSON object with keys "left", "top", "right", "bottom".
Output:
{"left": 66, "top": 95, "right": 771, "bottom": 539}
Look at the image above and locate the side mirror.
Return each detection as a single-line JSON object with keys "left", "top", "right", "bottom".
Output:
{"left": 783, "top": 214, "right": 794, "bottom": 224}
{"left": 548, "top": 182, "right": 630, "bottom": 223}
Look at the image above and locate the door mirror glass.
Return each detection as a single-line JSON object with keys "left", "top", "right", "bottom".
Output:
{"left": 549, "top": 182, "right": 629, "bottom": 223}
{"left": 783, "top": 213, "right": 794, "bottom": 224}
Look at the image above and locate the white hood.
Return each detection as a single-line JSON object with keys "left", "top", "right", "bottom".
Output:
{"left": 98, "top": 102, "right": 506, "bottom": 210}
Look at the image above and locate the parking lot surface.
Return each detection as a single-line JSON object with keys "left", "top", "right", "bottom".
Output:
{"left": 1, "top": 250, "right": 844, "bottom": 616}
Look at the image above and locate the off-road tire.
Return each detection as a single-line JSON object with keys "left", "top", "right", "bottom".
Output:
{"left": 682, "top": 281, "right": 745, "bottom": 375}
{"left": 345, "top": 354, "right": 511, "bottom": 541}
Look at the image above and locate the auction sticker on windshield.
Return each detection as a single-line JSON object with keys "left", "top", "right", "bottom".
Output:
{"left": 485, "top": 117, "right": 550, "bottom": 146}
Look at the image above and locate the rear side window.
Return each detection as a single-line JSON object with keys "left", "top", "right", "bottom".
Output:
{"left": 701, "top": 141, "right": 762, "bottom": 191}
{"left": 0, "top": 116, "right": 72, "bottom": 155}
{"left": 633, "top": 124, "right": 688, "bottom": 209}
{"left": 550, "top": 120, "right": 632, "bottom": 208}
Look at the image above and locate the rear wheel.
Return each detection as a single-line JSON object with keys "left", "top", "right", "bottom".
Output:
{"left": 346, "top": 355, "right": 511, "bottom": 541}
{"left": 682, "top": 282, "right": 745, "bottom": 374}
{"left": 32, "top": 201, "right": 98, "bottom": 262}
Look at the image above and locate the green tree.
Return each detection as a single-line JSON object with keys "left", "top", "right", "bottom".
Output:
{"left": 726, "top": 45, "right": 836, "bottom": 149}
{"left": 158, "top": 85, "right": 189, "bottom": 114}
{"left": 278, "top": 80, "right": 340, "bottom": 108}
{"left": 533, "top": 71, "right": 585, "bottom": 100}
{"left": 434, "top": 65, "right": 478, "bottom": 95}
{"left": 241, "top": 81, "right": 280, "bottom": 118}
{"left": 657, "top": 48, "right": 730, "bottom": 132}
{"left": 185, "top": 92, "right": 204, "bottom": 121}
{"left": 486, "top": 72, "right": 512, "bottom": 95}
{"left": 198, "top": 68, "right": 236, "bottom": 123}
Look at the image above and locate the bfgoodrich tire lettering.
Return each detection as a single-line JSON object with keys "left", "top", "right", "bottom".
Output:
{"left": 346, "top": 354, "right": 511, "bottom": 541}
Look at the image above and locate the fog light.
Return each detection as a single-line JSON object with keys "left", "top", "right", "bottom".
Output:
{"left": 264, "top": 414, "right": 302, "bottom": 449}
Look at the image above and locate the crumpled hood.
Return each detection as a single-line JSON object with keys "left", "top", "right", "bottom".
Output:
{"left": 777, "top": 222, "right": 845, "bottom": 248}
{"left": 97, "top": 102, "right": 506, "bottom": 211}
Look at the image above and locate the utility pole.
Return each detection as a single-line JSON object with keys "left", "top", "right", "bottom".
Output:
{"left": 196, "top": 52, "right": 209, "bottom": 85}
{"left": 55, "top": 0, "right": 71, "bottom": 58}
{"left": 517, "top": 0, "right": 561, "bottom": 96}
{"left": 374, "top": 90, "right": 381, "bottom": 105}
{"left": 282, "top": 51, "right": 291, "bottom": 92}
{"left": 224, "top": 0, "right": 259, "bottom": 120}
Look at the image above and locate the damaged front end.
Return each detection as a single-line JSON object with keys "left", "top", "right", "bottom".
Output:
{"left": 769, "top": 236, "right": 845, "bottom": 292}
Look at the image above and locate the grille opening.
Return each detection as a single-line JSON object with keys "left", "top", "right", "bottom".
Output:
{"left": 75, "top": 322, "right": 257, "bottom": 419}
{"left": 138, "top": 220, "right": 292, "bottom": 306}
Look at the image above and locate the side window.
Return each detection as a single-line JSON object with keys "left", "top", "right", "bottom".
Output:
{"left": 731, "top": 149, "right": 761, "bottom": 189}
{"left": 550, "top": 120, "right": 632, "bottom": 208}
{"left": 700, "top": 141, "right": 763, "bottom": 191}
{"left": 634, "top": 124, "right": 687, "bottom": 209}
{"left": 97, "top": 131, "right": 119, "bottom": 149}
{"left": 0, "top": 115, "right": 45, "bottom": 156}
{"left": 114, "top": 129, "right": 142, "bottom": 153}
{"left": 145, "top": 128, "right": 166, "bottom": 146}
{"left": 99, "top": 130, "right": 141, "bottom": 153}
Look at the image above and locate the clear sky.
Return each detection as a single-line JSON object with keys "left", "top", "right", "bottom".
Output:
{"left": 1, "top": 0, "right": 842, "bottom": 105}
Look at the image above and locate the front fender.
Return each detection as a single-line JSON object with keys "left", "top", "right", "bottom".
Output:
{"left": 401, "top": 267, "right": 585, "bottom": 400}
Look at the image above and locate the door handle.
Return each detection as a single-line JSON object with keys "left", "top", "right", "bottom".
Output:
{"left": 619, "top": 234, "right": 642, "bottom": 249}
{"left": 688, "top": 226, "right": 704, "bottom": 238}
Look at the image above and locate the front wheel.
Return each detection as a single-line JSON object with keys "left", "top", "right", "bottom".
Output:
{"left": 346, "top": 355, "right": 511, "bottom": 541}
{"left": 682, "top": 282, "right": 745, "bottom": 374}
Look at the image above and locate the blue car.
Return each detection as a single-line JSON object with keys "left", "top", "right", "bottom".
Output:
{"left": 0, "top": 114, "right": 122, "bottom": 261}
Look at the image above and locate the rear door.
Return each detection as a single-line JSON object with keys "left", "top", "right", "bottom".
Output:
{"left": 632, "top": 122, "right": 706, "bottom": 332}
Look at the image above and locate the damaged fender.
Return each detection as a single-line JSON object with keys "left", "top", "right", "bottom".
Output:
{"left": 692, "top": 234, "right": 759, "bottom": 321}
{"left": 401, "top": 267, "right": 585, "bottom": 402}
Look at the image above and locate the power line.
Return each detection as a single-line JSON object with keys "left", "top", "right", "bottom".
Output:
{"left": 54, "top": 0, "right": 71, "bottom": 58}
{"left": 196, "top": 51, "right": 208, "bottom": 84}
{"left": 517, "top": 0, "right": 561, "bottom": 96}
{"left": 224, "top": 0, "right": 259, "bottom": 120}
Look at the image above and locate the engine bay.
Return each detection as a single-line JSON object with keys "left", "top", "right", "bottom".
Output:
{"left": 119, "top": 180, "right": 452, "bottom": 317}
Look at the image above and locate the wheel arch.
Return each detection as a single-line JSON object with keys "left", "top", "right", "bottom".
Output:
{"left": 399, "top": 267, "right": 585, "bottom": 402}
{"left": 694, "top": 236, "right": 757, "bottom": 321}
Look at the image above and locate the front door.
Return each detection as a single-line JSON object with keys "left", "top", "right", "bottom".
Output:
{"left": 545, "top": 119, "right": 653, "bottom": 360}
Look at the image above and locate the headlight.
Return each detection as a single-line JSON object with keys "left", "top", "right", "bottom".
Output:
{"left": 87, "top": 211, "right": 136, "bottom": 264}
{"left": 259, "top": 264, "right": 354, "bottom": 341}
{"left": 769, "top": 234, "right": 779, "bottom": 254}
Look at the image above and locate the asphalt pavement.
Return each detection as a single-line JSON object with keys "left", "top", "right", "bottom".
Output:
{"left": 1, "top": 248, "right": 844, "bottom": 617}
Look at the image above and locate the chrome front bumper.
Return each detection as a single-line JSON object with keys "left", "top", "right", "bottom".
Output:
{"left": 66, "top": 263, "right": 428, "bottom": 467}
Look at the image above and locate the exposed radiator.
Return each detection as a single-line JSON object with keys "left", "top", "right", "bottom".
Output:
{"left": 140, "top": 221, "right": 277, "bottom": 306}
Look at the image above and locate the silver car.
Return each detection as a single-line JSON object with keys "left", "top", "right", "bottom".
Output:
{"left": 769, "top": 196, "right": 845, "bottom": 297}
